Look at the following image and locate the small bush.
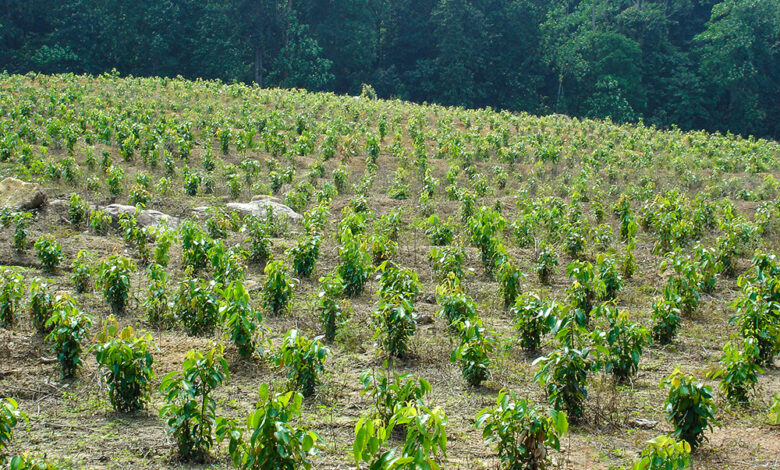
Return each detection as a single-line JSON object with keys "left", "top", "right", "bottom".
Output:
{"left": 476, "top": 390, "right": 568, "bottom": 470}
{"left": 661, "top": 368, "right": 717, "bottom": 452}
{"left": 219, "top": 281, "right": 261, "bottom": 358}
{"left": 535, "top": 243, "right": 558, "bottom": 285}
{"left": 216, "top": 384, "right": 322, "bottom": 470}
{"left": 97, "top": 255, "right": 136, "bottom": 316}
{"left": 34, "top": 235, "right": 64, "bottom": 272}
{"left": 92, "top": 317, "right": 156, "bottom": 412}
{"left": 1, "top": 398, "right": 26, "bottom": 465}
{"left": 631, "top": 435, "right": 691, "bottom": 470}
{"left": 174, "top": 274, "right": 220, "bottom": 336}
{"left": 318, "top": 274, "right": 350, "bottom": 342}
{"left": 262, "top": 260, "right": 294, "bottom": 316}
{"left": 336, "top": 229, "right": 370, "bottom": 297}
{"left": 708, "top": 338, "right": 763, "bottom": 404}
{"left": 29, "top": 278, "right": 54, "bottom": 334}
{"left": 71, "top": 250, "right": 93, "bottom": 293}
{"left": 512, "top": 292, "right": 555, "bottom": 351}
{"left": 160, "top": 346, "right": 229, "bottom": 462}
{"left": 275, "top": 329, "right": 329, "bottom": 397}
{"left": 45, "top": 293, "right": 93, "bottom": 378}
{"left": 67, "top": 193, "right": 89, "bottom": 225}
{"left": 0, "top": 267, "right": 24, "bottom": 329}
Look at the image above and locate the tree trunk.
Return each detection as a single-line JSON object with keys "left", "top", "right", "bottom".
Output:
{"left": 254, "top": 45, "right": 263, "bottom": 87}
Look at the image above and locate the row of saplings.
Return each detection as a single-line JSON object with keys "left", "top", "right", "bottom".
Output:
{"left": 1, "top": 249, "right": 777, "bottom": 469}
{"left": 0, "top": 199, "right": 778, "bottom": 468}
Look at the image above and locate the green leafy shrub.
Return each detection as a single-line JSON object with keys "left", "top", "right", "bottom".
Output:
{"left": 67, "top": 194, "right": 89, "bottom": 225}
{"left": 289, "top": 233, "right": 321, "bottom": 277}
{"left": 512, "top": 292, "right": 555, "bottom": 351}
{"left": 533, "top": 345, "right": 592, "bottom": 423}
{"left": 730, "top": 272, "right": 780, "bottom": 366}
{"left": 318, "top": 274, "right": 350, "bottom": 342}
{"left": 89, "top": 209, "right": 111, "bottom": 235}
{"left": 152, "top": 225, "right": 176, "bottom": 267}
{"left": 262, "top": 260, "right": 294, "bottom": 316}
{"left": 768, "top": 394, "right": 780, "bottom": 425}
{"left": 661, "top": 368, "right": 717, "bottom": 452}
{"left": 436, "top": 274, "right": 479, "bottom": 327}
{"left": 707, "top": 338, "right": 763, "bottom": 404}
{"left": 28, "top": 278, "right": 54, "bottom": 334}
{"left": 596, "top": 254, "right": 623, "bottom": 301}
{"left": 246, "top": 216, "right": 272, "bottom": 264}
{"left": 45, "top": 293, "right": 93, "bottom": 378}
{"left": 660, "top": 252, "right": 700, "bottom": 317}
{"left": 276, "top": 329, "right": 329, "bottom": 397}
{"left": 359, "top": 365, "right": 431, "bottom": 425}
{"left": 143, "top": 263, "right": 171, "bottom": 327}
{"left": 498, "top": 260, "right": 524, "bottom": 309}
{"left": 34, "top": 234, "right": 63, "bottom": 272}
{"left": 373, "top": 263, "right": 422, "bottom": 358}
{"left": 428, "top": 245, "right": 467, "bottom": 282}
{"left": 12, "top": 212, "right": 32, "bottom": 252}
{"left": 451, "top": 319, "right": 494, "bottom": 387}
{"left": 424, "top": 214, "right": 453, "bottom": 246}
{"left": 650, "top": 297, "right": 682, "bottom": 345}
{"left": 174, "top": 274, "right": 220, "bottom": 336}
{"left": 92, "top": 317, "right": 156, "bottom": 412}
{"left": 160, "top": 346, "right": 229, "bottom": 462}
{"left": 0, "top": 267, "right": 24, "bottom": 329}
{"left": 70, "top": 250, "right": 93, "bottom": 293}
{"left": 1, "top": 398, "right": 26, "bottom": 465}
{"left": 476, "top": 390, "right": 568, "bottom": 470}
{"left": 631, "top": 435, "right": 691, "bottom": 470}
{"left": 208, "top": 241, "right": 247, "bottom": 285}
{"left": 107, "top": 165, "right": 125, "bottom": 196}
{"left": 216, "top": 384, "right": 322, "bottom": 470}
{"left": 353, "top": 403, "right": 448, "bottom": 470}
{"left": 336, "top": 229, "right": 370, "bottom": 297}
{"left": 535, "top": 242, "right": 558, "bottom": 285}
{"left": 219, "top": 281, "right": 260, "bottom": 358}
{"left": 599, "top": 309, "right": 650, "bottom": 383}
{"left": 180, "top": 221, "right": 212, "bottom": 271}
{"left": 97, "top": 254, "right": 136, "bottom": 315}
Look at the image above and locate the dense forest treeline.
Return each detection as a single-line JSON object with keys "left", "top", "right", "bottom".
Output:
{"left": 1, "top": 0, "right": 779, "bottom": 138}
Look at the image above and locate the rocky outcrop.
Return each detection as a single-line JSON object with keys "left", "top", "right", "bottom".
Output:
{"left": 101, "top": 204, "right": 180, "bottom": 228}
{"left": 226, "top": 195, "right": 303, "bottom": 222}
{"left": 0, "top": 177, "right": 46, "bottom": 210}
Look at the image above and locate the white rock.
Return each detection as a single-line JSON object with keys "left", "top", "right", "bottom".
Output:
{"left": 101, "top": 204, "right": 180, "bottom": 228}
{"left": 227, "top": 198, "right": 302, "bottom": 222}
{"left": 0, "top": 177, "right": 46, "bottom": 210}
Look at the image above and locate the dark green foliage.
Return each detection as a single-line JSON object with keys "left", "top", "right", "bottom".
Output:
{"left": 533, "top": 346, "right": 592, "bottom": 423}
{"left": 216, "top": 384, "right": 322, "bottom": 470}
{"left": 476, "top": 390, "right": 568, "bottom": 470}
{"left": 275, "top": 329, "right": 329, "bottom": 397}
{"left": 262, "top": 260, "right": 294, "bottom": 316}
{"left": 174, "top": 274, "right": 220, "bottom": 336}
{"left": 34, "top": 235, "right": 63, "bottom": 272}
{"left": 0, "top": 268, "right": 24, "bottom": 329}
{"left": 336, "top": 229, "right": 370, "bottom": 298}
{"left": 45, "top": 294, "right": 93, "bottom": 379}
{"left": 97, "top": 255, "right": 136, "bottom": 316}
{"left": 219, "top": 281, "right": 261, "bottom": 358}
{"left": 92, "top": 318, "right": 156, "bottom": 412}
{"left": 29, "top": 278, "right": 54, "bottom": 335}
{"left": 661, "top": 368, "right": 717, "bottom": 452}
{"left": 160, "top": 346, "right": 229, "bottom": 462}
{"left": 512, "top": 292, "right": 554, "bottom": 351}
{"left": 318, "top": 274, "right": 349, "bottom": 342}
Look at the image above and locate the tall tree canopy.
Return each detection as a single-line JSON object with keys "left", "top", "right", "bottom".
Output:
{"left": 0, "top": 0, "right": 778, "bottom": 138}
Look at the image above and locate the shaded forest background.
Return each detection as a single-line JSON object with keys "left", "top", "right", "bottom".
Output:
{"left": 1, "top": 0, "right": 778, "bottom": 138}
